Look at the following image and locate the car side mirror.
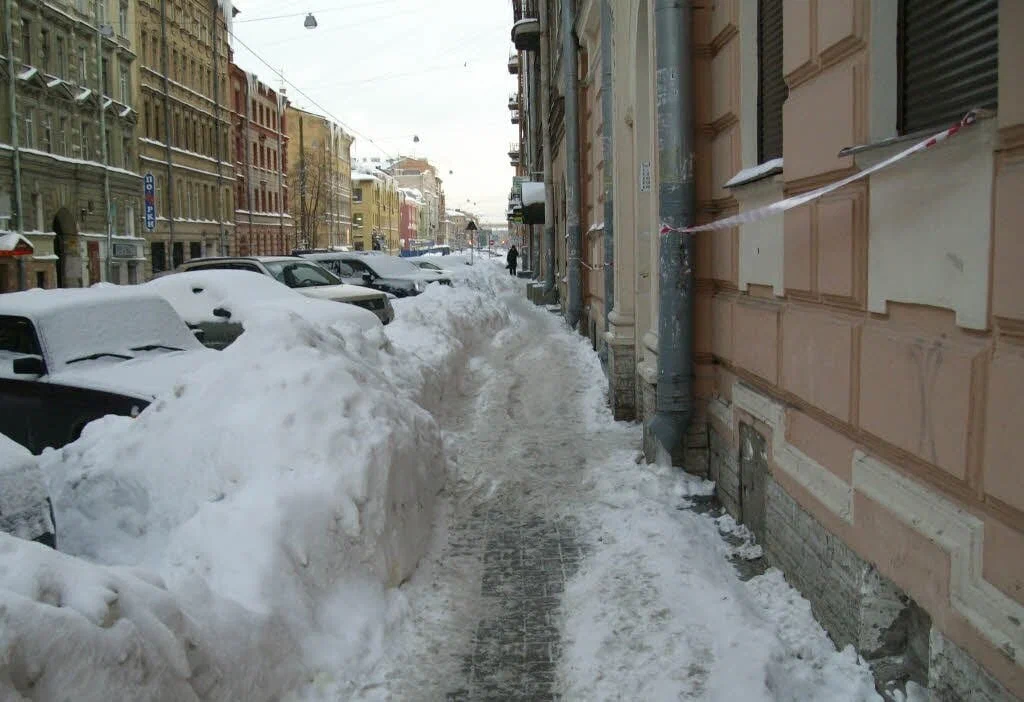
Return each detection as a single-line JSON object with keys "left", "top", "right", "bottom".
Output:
{"left": 192, "top": 327, "right": 206, "bottom": 342}
{"left": 13, "top": 356, "right": 46, "bottom": 376}
{"left": 362, "top": 273, "right": 374, "bottom": 283}
{"left": 213, "top": 306, "right": 232, "bottom": 319}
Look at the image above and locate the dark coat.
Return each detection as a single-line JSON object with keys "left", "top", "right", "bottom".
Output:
{"left": 507, "top": 247, "right": 519, "bottom": 265}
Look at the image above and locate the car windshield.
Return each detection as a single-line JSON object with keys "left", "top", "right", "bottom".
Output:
{"left": 263, "top": 260, "right": 342, "bottom": 288}
{"left": 355, "top": 256, "right": 422, "bottom": 277}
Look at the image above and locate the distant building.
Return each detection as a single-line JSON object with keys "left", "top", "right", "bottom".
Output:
{"left": 229, "top": 61, "right": 292, "bottom": 256}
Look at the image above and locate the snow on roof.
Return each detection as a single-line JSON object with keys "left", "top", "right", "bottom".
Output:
{"left": 522, "top": 181, "right": 545, "bottom": 206}
{"left": 724, "top": 158, "right": 783, "bottom": 188}
{"left": 352, "top": 172, "right": 379, "bottom": 183}
{"left": 0, "top": 232, "right": 33, "bottom": 253}
{"left": 75, "top": 87, "right": 92, "bottom": 102}
{"left": 17, "top": 67, "right": 38, "bottom": 81}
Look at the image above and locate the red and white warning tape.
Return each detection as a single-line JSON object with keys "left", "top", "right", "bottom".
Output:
{"left": 659, "top": 110, "right": 979, "bottom": 236}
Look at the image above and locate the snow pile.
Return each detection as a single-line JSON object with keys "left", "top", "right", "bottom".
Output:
{"left": 559, "top": 458, "right": 881, "bottom": 701}
{"left": 0, "top": 434, "right": 53, "bottom": 543}
{"left": 0, "top": 266, "right": 511, "bottom": 701}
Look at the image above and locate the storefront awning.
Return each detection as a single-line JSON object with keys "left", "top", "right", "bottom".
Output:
{"left": 0, "top": 233, "right": 34, "bottom": 257}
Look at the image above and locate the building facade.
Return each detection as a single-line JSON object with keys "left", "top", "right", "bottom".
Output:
{"left": 229, "top": 60, "right": 292, "bottom": 256}
{"left": 0, "top": 0, "right": 146, "bottom": 291}
{"left": 285, "top": 106, "right": 351, "bottom": 250}
{"left": 515, "top": 0, "right": 1024, "bottom": 698}
{"left": 350, "top": 169, "right": 398, "bottom": 252}
{"left": 391, "top": 156, "right": 441, "bottom": 243}
{"left": 135, "top": 0, "right": 234, "bottom": 277}
{"left": 398, "top": 188, "right": 420, "bottom": 251}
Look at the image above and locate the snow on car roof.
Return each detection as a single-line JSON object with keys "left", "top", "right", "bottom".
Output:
{"left": 0, "top": 286, "right": 204, "bottom": 373}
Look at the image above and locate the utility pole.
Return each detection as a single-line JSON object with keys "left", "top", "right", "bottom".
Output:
{"left": 211, "top": 0, "right": 225, "bottom": 255}
{"left": 159, "top": 0, "right": 175, "bottom": 271}
{"left": 5, "top": 0, "right": 24, "bottom": 289}
{"left": 95, "top": 2, "right": 112, "bottom": 282}
{"left": 299, "top": 113, "right": 307, "bottom": 248}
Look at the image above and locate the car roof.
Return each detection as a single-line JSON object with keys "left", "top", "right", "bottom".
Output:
{"left": 0, "top": 285, "right": 169, "bottom": 319}
{"left": 180, "top": 256, "right": 307, "bottom": 266}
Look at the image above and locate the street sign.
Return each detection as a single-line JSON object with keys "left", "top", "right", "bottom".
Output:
{"left": 143, "top": 172, "right": 156, "bottom": 231}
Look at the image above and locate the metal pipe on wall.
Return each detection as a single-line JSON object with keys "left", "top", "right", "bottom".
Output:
{"left": 600, "top": 0, "right": 614, "bottom": 332}
{"left": 95, "top": 4, "right": 112, "bottom": 282}
{"left": 539, "top": 0, "right": 555, "bottom": 295}
{"left": 648, "top": 0, "right": 695, "bottom": 460}
{"left": 159, "top": 0, "right": 176, "bottom": 270}
{"left": 5, "top": 0, "right": 24, "bottom": 289}
{"left": 561, "top": 0, "right": 583, "bottom": 327}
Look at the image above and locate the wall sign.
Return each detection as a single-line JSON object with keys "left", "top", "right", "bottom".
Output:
{"left": 143, "top": 172, "right": 156, "bottom": 231}
{"left": 639, "top": 161, "right": 652, "bottom": 193}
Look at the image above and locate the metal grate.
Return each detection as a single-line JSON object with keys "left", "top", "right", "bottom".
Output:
{"left": 757, "top": 0, "right": 786, "bottom": 163}
{"left": 898, "top": 0, "right": 998, "bottom": 134}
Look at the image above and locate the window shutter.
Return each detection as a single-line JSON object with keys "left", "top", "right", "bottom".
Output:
{"left": 899, "top": 0, "right": 998, "bottom": 134}
{"left": 757, "top": 0, "right": 786, "bottom": 163}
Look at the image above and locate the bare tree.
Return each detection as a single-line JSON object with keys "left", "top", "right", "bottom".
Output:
{"left": 289, "top": 145, "right": 328, "bottom": 249}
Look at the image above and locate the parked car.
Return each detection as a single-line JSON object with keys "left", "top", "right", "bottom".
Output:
{"left": 146, "top": 270, "right": 382, "bottom": 350}
{"left": 300, "top": 252, "right": 453, "bottom": 297}
{"left": 175, "top": 256, "right": 394, "bottom": 324}
{"left": 0, "top": 287, "right": 214, "bottom": 454}
{"left": 0, "top": 432, "right": 56, "bottom": 548}
{"left": 407, "top": 258, "right": 455, "bottom": 277}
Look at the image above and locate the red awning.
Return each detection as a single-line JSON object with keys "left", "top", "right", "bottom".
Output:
{"left": 0, "top": 233, "right": 34, "bottom": 257}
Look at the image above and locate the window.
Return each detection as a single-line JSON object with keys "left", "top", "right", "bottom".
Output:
{"left": 897, "top": 0, "right": 998, "bottom": 134}
{"left": 122, "top": 137, "right": 131, "bottom": 169}
{"left": 97, "top": 0, "right": 106, "bottom": 28}
{"left": 102, "top": 57, "right": 110, "bottom": 95}
{"left": 81, "top": 123, "right": 90, "bottom": 158}
{"left": 118, "top": 2, "right": 128, "bottom": 36}
{"left": 119, "top": 67, "right": 129, "bottom": 102}
{"left": 105, "top": 128, "right": 112, "bottom": 163}
{"left": 36, "top": 271, "right": 46, "bottom": 289}
{"left": 58, "top": 117, "right": 67, "bottom": 155}
{"left": 20, "top": 19, "right": 31, "bottom": 64}
{"left": 56, "top": 36, "right": 66, "bottom": 77}
{"left": 23, "top": 111, "right": 34, "bottom": 149}
{"left": 40, "top": 28, "right": 49, "bottom": 71}
{"left": 127, "top": 261, "right": 138, "bottom": 284}
{"left": 353, "top": 187, "right": 363, "bottom": 203}
{"left": 189, "top": 241, "right": 202, "bottom": 260}
{"left": 42, "top": 116, "right": 52, "bottom": 153}
{"left": 757, "top": 0, "right": 786, "bottom": 163}
{"left": 78, "top": 46, "right": 88, "bottom": 84}
{"left": 151, "top": 242, "right": 167, "bottom": 272}
{"left": 110, "top": 263, "right": 121, "bottom": 284}
{"left": 172, "top": 241, "right": 184, "bottom": 268}
{"left": 353, "top": 213, "right": 364, "bottom": 228}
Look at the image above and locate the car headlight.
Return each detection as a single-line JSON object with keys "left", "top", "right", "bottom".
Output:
{"left": 413, "top": 281, "right": 425, "bottom": 292}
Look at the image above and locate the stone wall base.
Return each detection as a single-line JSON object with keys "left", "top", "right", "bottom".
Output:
{"left": 605, "top": 339, "right": 636, "bottom": 421}
{"left": 708, "top": 422, "right": 1016, "bottom": 701}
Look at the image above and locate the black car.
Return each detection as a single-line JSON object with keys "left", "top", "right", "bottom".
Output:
{"left": 0, "top": 287, "right": 214, "bottom": 454}
{"left": 300, "top": 253, "right": 453, "bottom": 298}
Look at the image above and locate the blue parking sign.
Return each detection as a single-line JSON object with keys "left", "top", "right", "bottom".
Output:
{"left": 143, "top": 172, "right": 156, "bottom": 231}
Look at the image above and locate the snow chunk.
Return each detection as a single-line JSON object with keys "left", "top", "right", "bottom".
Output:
{"left": 0, "top": 435, "right": 52, "bottom": 542}
{"left": 521, "top": 181, "right": 544, "bottom": 206}
{"left": 724, "top": 158, "right": 784, "bottom": 188}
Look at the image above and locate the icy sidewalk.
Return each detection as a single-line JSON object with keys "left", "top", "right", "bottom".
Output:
{"left": 345, "top": 267, "right": 884, "bottom": 702}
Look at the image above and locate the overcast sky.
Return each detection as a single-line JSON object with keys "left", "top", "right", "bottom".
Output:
{"left": 229, "top": 0, "right": 516, "bottom": 223}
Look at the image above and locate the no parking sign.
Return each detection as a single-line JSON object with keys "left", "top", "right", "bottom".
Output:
{"left": 143, "top": 172, "right": 156, "bottom": 231}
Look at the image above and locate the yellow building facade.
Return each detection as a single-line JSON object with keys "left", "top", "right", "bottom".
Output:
{"left": 351, "top": 170, "right": 398, "bottom": 252}
{"left": 135, "top": 0, "right": 234, "bottom": 277}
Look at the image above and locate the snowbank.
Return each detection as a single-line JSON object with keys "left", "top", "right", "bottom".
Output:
{"left": 0, "top": 434, "right": 53, "bottom": 543}
{"left": 558, "top": 458, "right": 881, "bottom": 701}
{"left": 2, "top": 264, "right": 511, "bottom": 700}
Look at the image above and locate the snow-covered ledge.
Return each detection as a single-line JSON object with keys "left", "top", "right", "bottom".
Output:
{"left": 726, "top": 159, "right": 786, "bottom": 297}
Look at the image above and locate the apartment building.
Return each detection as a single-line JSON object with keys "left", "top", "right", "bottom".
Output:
{"left": 0, "top": 0, "right": 145, "bottom": 290}
{"left": 229, "top": 60, "right": 292, "bottom": 255}
{"left": 135, "top": 0, "right": 234, "bottom": 277}
{"left": 514, "top": 0, "right": 1024, "bottom": 698}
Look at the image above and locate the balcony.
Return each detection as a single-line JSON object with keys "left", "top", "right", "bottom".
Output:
{"left": 508, "top": 53, "right": 519, "bottom": 75}
{"left": 508, "top": 143, "right": 520, "bottom": 159}
{"left": 511, "top": 110, "right": 520, "bottom": 125}
{"left": 511, "top": 0, "right": 540, "bottom": 52}
{"left": 508, "top": 94, "right": 519, "bottom": 111}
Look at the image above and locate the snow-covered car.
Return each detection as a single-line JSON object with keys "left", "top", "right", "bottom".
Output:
{"left": 176, "top": 256, "right": 395, "bottom": 324}
{"left": 301, "top": 252, "right": 453, "bottom": 297}
{"left": 146, "top": 269, "right": 383, "bottom": 350}
{"left": 407, "top": 259, "right": 455, "bottom": 277}
{"left": 0, "top": 432, "right": 55, "bottom": 547}
{"left": 0, "top": 287, "right": 215, "bottom": 453}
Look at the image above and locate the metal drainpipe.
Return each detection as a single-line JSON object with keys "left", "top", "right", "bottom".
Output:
{"left": 159, "top": 0, "right": 175, "bottom": 271}
{"left": 561, "top": 0, "right": 582, "bottom": 328}
{"left": 95, "top": 9, "right": 112, "bottom": 282}
{"left": 648, "top": 0, "right": 695, "bottom": 460}
{"left": 539, "top": 0, "right": 555, "bottom": 295}
{"left": 5, "top": 0, "right": 24, "bottom": 289}
{"left": 211, "top": 0, "right": 225, "bottom": 255}
{"left": 243, "top": 74, "right": 254, "bottom": 251}
{"left": 600, "top": 0, "right": 614, "bottom": 333}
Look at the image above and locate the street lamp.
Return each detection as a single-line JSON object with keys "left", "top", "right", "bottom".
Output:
{"left": 304, "top": 12, "right": 318, "bottom": 28}
{"left": 465, "top": 219, "right": 477, "bottom": 266}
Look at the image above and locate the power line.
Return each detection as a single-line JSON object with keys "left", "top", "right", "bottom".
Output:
{"left": 234, "top": 0, "right": 400, "bottom": 24}
{"left": 228, "top": 30, "right": 397, "bottom": 158}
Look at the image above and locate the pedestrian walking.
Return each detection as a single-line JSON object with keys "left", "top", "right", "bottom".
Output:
{"left": 507, "top": 245, "right": 519, "bottom": 276}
